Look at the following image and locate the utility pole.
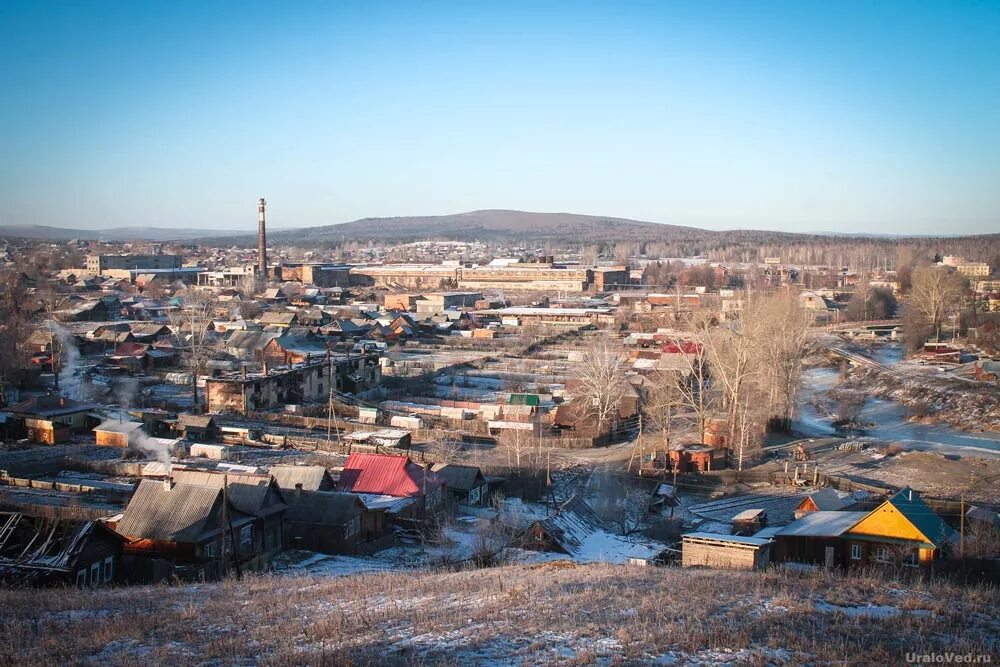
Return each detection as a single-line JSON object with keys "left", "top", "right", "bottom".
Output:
{"left": 959, "top": 495, "right": 965, "bottom": 558}
{"left": 219, "top": 478, "right": 227, "bottom": 578}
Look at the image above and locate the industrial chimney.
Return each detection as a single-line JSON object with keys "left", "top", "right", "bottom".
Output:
{"left": 257, "top": 197, "right": 268, "bottom": 279}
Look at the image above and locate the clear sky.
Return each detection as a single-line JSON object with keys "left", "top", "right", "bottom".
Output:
{"left": 1, "top": 1, "right": 998, "bottom": 235}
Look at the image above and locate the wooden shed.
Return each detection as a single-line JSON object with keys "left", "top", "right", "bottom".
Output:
{"left": 681, "top": 532, "right": 771, "bottom": 571}
{"left": 93, "top": 420, "right": 145, "bottom": 448}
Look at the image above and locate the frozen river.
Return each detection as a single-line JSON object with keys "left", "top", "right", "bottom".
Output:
{"left": 794, "top": 344, "right": 1000, "bottom": 457}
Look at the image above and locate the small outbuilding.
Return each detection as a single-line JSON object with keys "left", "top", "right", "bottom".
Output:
{"left": 681, "top": 532, "right": 771, "bottom": 571}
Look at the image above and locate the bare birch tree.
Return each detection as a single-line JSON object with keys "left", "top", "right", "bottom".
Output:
{"left": 910, "top": 265, "right": 966, "bottom": 339}
{"left": 575, "top": 337, "right": 628, "bottom": 435}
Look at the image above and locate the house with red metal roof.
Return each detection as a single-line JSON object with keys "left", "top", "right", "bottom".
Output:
{"left": 337, "top": 453, "right": 446, "bottom": 520}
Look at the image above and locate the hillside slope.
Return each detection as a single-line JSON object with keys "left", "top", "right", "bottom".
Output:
{"left": 2, "top": 562, "right": 995, "bottom": 665}
{"left": 0, "top": 224, "right": 247, "bottom": 242}
{"left": 268, "top": 209, "right": 709, "bottom": 243}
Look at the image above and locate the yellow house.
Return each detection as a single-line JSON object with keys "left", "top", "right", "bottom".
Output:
{"left": 844, "top": 488, "right": 952, "bottom": 567}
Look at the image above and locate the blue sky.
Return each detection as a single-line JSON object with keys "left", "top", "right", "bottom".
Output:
{"left": 1, "top": 1, "right": 998, "bottom": 235}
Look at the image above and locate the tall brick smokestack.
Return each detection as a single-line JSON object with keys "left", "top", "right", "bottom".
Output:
{"left": 257, "top": 197, "right": 267, "bottom": 279}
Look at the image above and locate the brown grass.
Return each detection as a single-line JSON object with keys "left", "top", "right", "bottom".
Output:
{"left": 0, "top": 564, "right": 996, "bottom": 665}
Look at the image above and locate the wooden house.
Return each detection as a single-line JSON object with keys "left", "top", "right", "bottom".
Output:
{"left": 282, "top": 490, "right": 389, "bottom": 555}
{"left": 176, "top": 414, "right": 218, "bottom": 442}
{"left": 337, "top": 453, "right": 446, "bottom": 520}
{"left": 116, "top": 479, "right": 253, "bottom": 578}
{"left": 681, "top": 532, "right": 772, "bottom": 571}
{"left": 168, "top": 470, "right": 287, "bottom": 571}
{"left": 430, "top": 464, "right": 488, "bottom": 506}
{"left": 793, "top": 488, "right": 848, "bottom": 519}
{"left": 772, "top": 511, "right": 869, "bottom": 568}
{"left": 0, "top": 512, "right": 126, "bottom": 587}
{"left": 843, "top": 488, "right": 952, "bottom": 567}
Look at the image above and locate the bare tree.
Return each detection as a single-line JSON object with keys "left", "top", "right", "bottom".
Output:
{"left": 167, "top": 289, "right": 216, "bottom": 410}
{"left": 643, "top": 369, "right": 683, "bottom": 451}
{"left": 500, "top": 427, "right": 533, "bottom": 468}
{"left": 429, "top": 431, "right": 463, "bottom": 463}
{"left": 674, "top": 338, "right": 715, "bottom": 439}
{"left": 574, "top": 338, "right": 628, "bottom": 435}
{"left": 910, "top": 265, "right": 966, "bottom": 339}
{"left": 758, "top": 292, "right": 811, "bottom": 431}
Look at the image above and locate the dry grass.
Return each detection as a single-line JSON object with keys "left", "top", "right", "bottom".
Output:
{"left": 0, "top": 563, "right": 997, "bottom": 665}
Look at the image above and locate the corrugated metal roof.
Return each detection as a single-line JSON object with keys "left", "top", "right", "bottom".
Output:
{"left": 337, "top": 453, "right": 440, "bottom": 497}
{"left": 93, "top": 420, "right": 144, "bottom": 435}
{"left": 773, "top": 511, "right": 868, "bottom": 538}
{"left": 117, "top": 480, "right": 228, "bottom": 543}
{"left": 356, "top": 493, "right": 415, "bottom": 513}
{"left": 799, "top": 488, "right": 847, "bottom": 512}
{"left": 269, "top": 465, "right": 335, "bottom": 492}
{"left": 169, "top": 470, "right": 287, "bottom": 517}
{"left": 534, "top": 496, "right": 606, "bottom": 555}
{"left": 430, "top": 464, "right": 484, "bottom": 492}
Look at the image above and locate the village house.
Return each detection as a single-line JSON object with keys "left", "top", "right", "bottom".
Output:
{"left": 204, "top": 354, "right": 380, "bottom": 414}
{"left": 4, "top": 395, "right": 100, "bottom": 444}
{"left": 842, "top": 488, "right": 952, "bottom": 567}
{"left": 176, "top": 414, "right": 218, "bottom": 442}
{"left": 282, "top": 489, "right": 390, "bottom": 555}
{"left": 168, "top": 470, "right": 287, "bottom": 571}
{"left": 430, "top": 464, "right": 488, "bottom": 506}
{"left": 115, "top": 479, "right": 254, "bottom": 581}
{"left": 0, "top": 511, "right": 126, "bottom": 587}
{"left": 773, "top": 488, "right": 952, "bottom": 569}
{"left": 336, "top": 453, "right": 446, "bottom": 521}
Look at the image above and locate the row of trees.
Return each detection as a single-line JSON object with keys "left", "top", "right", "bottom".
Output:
{"left": 574, "top": 292, "right": 812, "bottom": 468}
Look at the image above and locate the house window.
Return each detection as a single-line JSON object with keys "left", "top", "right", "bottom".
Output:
{"left": 103, "top": 556, "right": 114, "bottom": 583}
{"left": 76, "top": 569, "right": 87, "bottom": 587}
{"left": 204, "top": 541, "right": 219, "bottom": 558}
{"left": 850, "top": 544, "right": 861, "bottom": 560}
{"left": 90, "top": 562, "right": 100, "bottom": 587}
{"left": 239, "top": 525, "right": 253, "bottom": 550}
{"left": 875, "top": 546, "right": 890, "bottom": 563}
{"left": 344, "top": 517, "right": 360, "bottom": 540}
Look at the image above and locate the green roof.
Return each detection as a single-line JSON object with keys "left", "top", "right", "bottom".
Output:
{"left": 509, "top": 393, "right": 540, "bottom": 406}
{"left": 888, "top": 488, "right": 952, "bottom": 547}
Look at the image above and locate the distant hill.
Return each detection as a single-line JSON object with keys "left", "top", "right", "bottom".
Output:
{"left": 0, "top": 224, "right": 249, "bottom": 242}
{"left": 266, "top": 209, "right": 710, "bottom": 244}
